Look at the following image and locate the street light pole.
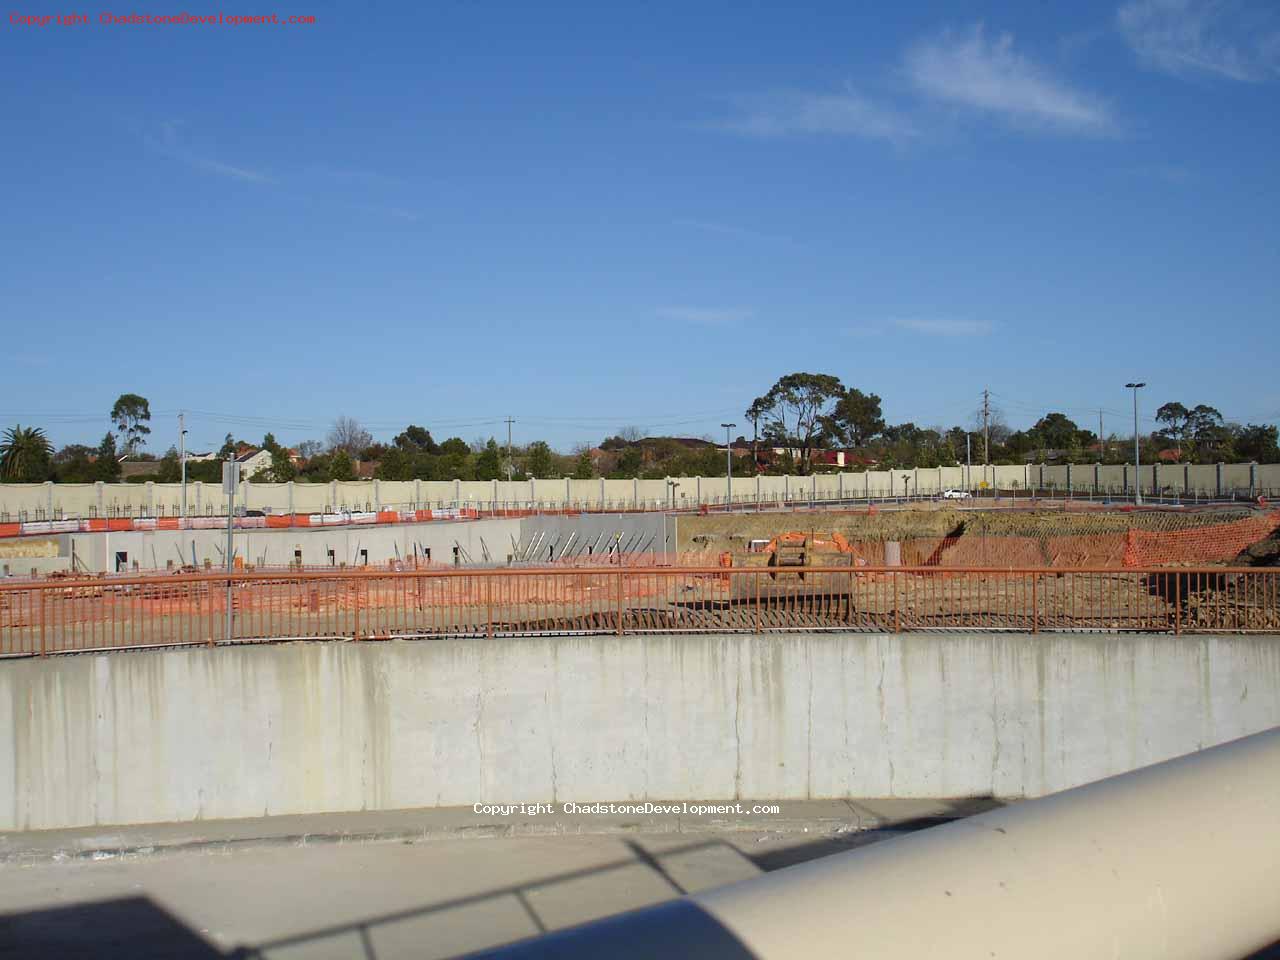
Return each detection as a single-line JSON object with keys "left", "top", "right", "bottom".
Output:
{"left": 1125, "top": 382, "right": 1146, "bottom": 505}
{"left": 721, "top": 423, "right": 736, "bottom": 509}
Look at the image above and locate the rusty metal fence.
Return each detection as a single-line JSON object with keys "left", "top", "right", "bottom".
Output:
{"left": 1, "top": 567, "right": 1277, "bottom": 657}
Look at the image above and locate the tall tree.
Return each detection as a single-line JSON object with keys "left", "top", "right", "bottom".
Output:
{"left": 572, "top": 450, "right": 594, "bottom": 479}
{"left": 757, "top": 373, "right": 845, "bottom": 474}
{"left": 825, "top": 387, "right": 885, "bottom": 448}
{"left": 110, "top": 393, "right": 152, "bottom": 455}
{"left": 394, "top": 425, "right": 439, "bottom": 454}
{"left": 52, "top": 444, "right": 96, "bottom": 483}
{"left": 327, "top": 416, "right": 373, "bottom": 456}
{"left": 1155, "top": 402, "right": 1192, "bottom": 456}
{"left": 0, "top": 425, "right": 53, "bottom": 482}
{"left": 744, "top": 396, "right": 771, "bottom": 475}
{"left": 475, "top": 439, "right": 503, "bottom": 480}
{"left": 525, "top": 441, "right": 555, "bottom": 479}
{"left": 94, "top": 433, "right": 122, "bottom": 482}
{"left": 327, "top": 449, "right": 355, "bottom": 481}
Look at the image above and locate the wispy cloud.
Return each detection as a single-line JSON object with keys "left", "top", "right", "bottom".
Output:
{"left": 714, "top": 88, "right": 918, "bottom": 144}
{"left": 904, "top": 24, "right": 1115, "bottom": 135}
{"left": 1117, "top": 0, "right": 1280, "bottom": 81}
{"left": 893, "top": 317, "right": 993, "bottom": 336}
{"left": 656, "top": 306, "right": 754, "bottom": 325}
{"left": 147, "top": 122, "right": 272, "bottom": 183}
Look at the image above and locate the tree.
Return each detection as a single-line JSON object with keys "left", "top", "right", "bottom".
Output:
{"left": 1031, "top": 413, "right": 1083, "bottom": 451}
{"left": 525, "top": 441, "right": 555, "bottom": 479}
{"left": 375, "top": 446, "right": 414, "bottom": 480}
{"left": 572, "top": 450, "right": 594, "bottom": 479}
{"left": 327, "top": 416, "right": 373, "bottom": 456}
{"left": 744, "top": 396, "right": 771, "bottom": 475}
{"left": 1155, "top": 402, "right": 1192, "bottom": 456}
{"left": 756, "top": 373, "right": 845, "bottom": 474}
{"left": 95, "top": 433, "right": 122, "bottom": 482}
{"left": 265, "top": 447, "right": 298, "bottom": 483}
{"left": 1186, "top": 405, "right": 1226, "bottom": 462}
{"left": 824, "top": 387, "right": 885, "bottom": 448}
{"left": 110, "top": 394, "right": 151, "bottom": 455}
{"left": 327, "top": 449, "right": 355, "bottom": 481}
{"left": 52, "top": 444, "right": 96, "bottom": 483}
{"left": 156, "top": 447, "right": 182, "bottom": 482}
{"left": 394, "top": 425, "right": 438, "bottom": 454}
{"left": 217, "top": 433, "right": 239, "bottom": 459}
{"left": 0, "top": 425, "right": 53, "bottom": 482}
{"left": 475, "top": 439, "right": 502, "bottom": 480}
{"left": 296, "top": 439, "right": 325, "bottom": 460}
{"left": 1234, "top": 424, "right": 1280, "bottom": 464}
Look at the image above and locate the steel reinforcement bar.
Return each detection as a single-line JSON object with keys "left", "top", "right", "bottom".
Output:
{"left": 1, "top": 566, "right": 1277, "bottom": 657}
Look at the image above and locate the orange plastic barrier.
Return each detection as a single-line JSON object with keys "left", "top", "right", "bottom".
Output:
{"left": 265, "top": 515, "right": 293, "bottom": 528}
{"left": 106, "top": 519, "right": 133, "bottom": 531}
{"left": 0, "top": 523, "right": 19, "bottom": 538}
{"left": 376, "top": 511, "right": 399, "bottom": 524}
{"left": 157, "top": 517, "right": 180, "bottom": 530}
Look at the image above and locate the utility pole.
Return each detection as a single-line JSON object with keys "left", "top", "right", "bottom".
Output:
{"left": 981, "top": 389, "right": 991, "bottom": 466}
{"left": 1125, "top": 382, "right": 1145, "bottom": 505}
{"left": 966, "top": 433, "right": 971, "bottom": 491}
{"left": 721, "top": 423, "right": 736, "bottom": 509}
{"left": 504, "top": 417, "right": 515, "bottom": 483}
{"left": 1099, "top": 409, "right": 1105, "bottom": 464}
{"left": 179, "top": 412, "right": 188, "bottom": 520}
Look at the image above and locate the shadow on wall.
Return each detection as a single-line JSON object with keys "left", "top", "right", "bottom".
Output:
{"left": 4, "top": 798, "right": 1274, "bottom": 960}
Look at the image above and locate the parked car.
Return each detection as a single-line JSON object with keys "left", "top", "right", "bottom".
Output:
{"left": 941, "top": 489, "right": 972, "bottom": 500}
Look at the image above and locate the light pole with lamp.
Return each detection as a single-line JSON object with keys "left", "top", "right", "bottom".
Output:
{"left": 721, "top": 423, "right": 736, "bottom": 510}
{"left": 1125, "top": 382, "right": 1145, "bottom": 505}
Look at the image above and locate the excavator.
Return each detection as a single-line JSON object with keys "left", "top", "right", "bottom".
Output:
{"left": 750, "top": 531, "right": 866, "bottom": 579}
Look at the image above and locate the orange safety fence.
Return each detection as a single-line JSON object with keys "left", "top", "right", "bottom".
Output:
{"left": 2, "top": 565, "right": 1277, "bottom": 657}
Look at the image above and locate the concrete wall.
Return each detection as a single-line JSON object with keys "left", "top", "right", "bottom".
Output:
{"left": 4, "top": 463, "right": 1278, "bottom": 520}
{"left": 3, "top": 632, "right": 1277, "bottom": 831}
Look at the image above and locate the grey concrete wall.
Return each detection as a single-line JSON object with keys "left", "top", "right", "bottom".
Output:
{"left": 3, "top": 633, "right": 1278, "bottom": 830}
{"left": 58, "top": 518, "right": 521, "bottom": 573}
{"left": 517, "top": 513, "right": 669, "bottom": 561}
{"left": 4, "top": 463, "right": 1278, "bottom": 520}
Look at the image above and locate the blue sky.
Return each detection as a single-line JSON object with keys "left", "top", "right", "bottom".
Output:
{"left": 2, "top": 0, "right": 1277, "bottom": 453}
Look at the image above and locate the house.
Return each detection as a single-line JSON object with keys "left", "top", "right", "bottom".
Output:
{"left": 235, "top": 448, "right": 273, "bottom": 479}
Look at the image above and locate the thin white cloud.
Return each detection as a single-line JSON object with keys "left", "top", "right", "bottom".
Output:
{"left": 904, "top": 24, "right": 1115, "bottom": 134}
{"left": 715, "top": 89, "right": 918, "bottom": 144}
{"left": 1117, "top": 0, "right": 1280, "bottom": 81}
{"left": 147, "top": 122, "right": 273, "bottom": 183}
{"left": 656, "top": 306, "right": 754, "bottom": 325}
{"left": 893, "top": 318, "right": 993, "bottom": 336}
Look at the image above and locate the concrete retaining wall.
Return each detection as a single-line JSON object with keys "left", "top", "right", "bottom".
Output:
{"left": 3, "top": 633, "right": 1278, "bottom": 831}
{"left": 5, "top": 463, "right": 1277, "bottom": 521}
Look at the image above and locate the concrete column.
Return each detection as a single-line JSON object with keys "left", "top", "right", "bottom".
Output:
{"left": 491, "top": 479, "right": 498, "bottom": 510}
{"left": 1216, "top": 463, "right": 1223, "bottom": 498}
{"left": 1065, "top": 462, "right": 1072, "bottom": 493}
{"left": 454, "top": 478, "right": 461, "bottom": 506}
{"left": 1123, "top": 464, "right": 1130, "bottom": 497}
{"left": 811, "top": 474, "right": 817, "bottom": 503}
{"left": 1093, "top": 463, "right": 1099, "bottom": 495}
{"left": 865, "top": 472, "right": 870, "bottom": 499}
{"left": 1184, "top": 464, "right": 1190, "bottom": 496}
{"left": 564, "top": 477, "right": 571, "bottom": 506}
{"left": 783, "top": 475, "right": 789, "bottom": 501}
{"left": 1250, "top": 462, "right": 1257, "bottom": 499}
{"left": 696, "top": 476, "right": 702, "bottom": 503}
{"left": 44, "top": 481, "right": 53, "bottom": 520}
{"left": 632, "top": 477, "right": 638, "bottom": 509}
{"left": 529, "top": 478, "right": 536, "bottom": 506}
{"left": 195, "top": 482, "right": 201, "bottom": 515}
{"left": 912, "top": 467, "right": 918, "bottom": 497}
{"left": 145, "top": 481, "right": 154, "bottom": 517}
{"left": 374, "top": 479, "right": 381, "bottom": 511}
{"left": 95, "top": 481, "right": 103, "bottom": 518}
{"left": 837, "top": 473, "right": 844, "bottom": 499}
{"left": 414, "top": 478, "right": 421, "bottom": 510}
{"left": 600, "top": 477, "right": 606, "bottom": 508}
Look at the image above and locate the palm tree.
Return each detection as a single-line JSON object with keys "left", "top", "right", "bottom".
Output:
{"left": 0, "top": 424, "right": 53, "bottom": 482}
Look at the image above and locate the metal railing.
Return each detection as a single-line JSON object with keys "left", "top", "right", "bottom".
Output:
{"left": 1, "top": 566, "right": 1277, "bottom": 657}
